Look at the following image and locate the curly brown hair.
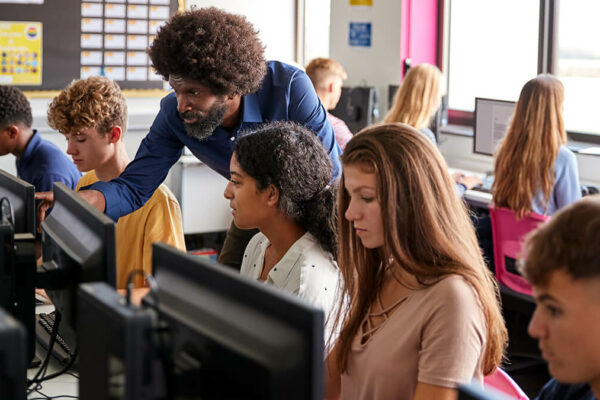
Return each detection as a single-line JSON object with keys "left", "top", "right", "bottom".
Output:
{"left": 0, "top": 86, "right": 32, "bottom": 128}
{"left": 47, "top": 76, "right": 127, "bottom": 136}
{"left": 148, "top": 7, "right": 266, "bottom": 96}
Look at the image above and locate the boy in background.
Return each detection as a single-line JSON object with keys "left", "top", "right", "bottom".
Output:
{"left": 520, "top": 197, "right": 600, "bottom": 400}
{"left": 0, "top": 85, "right": 80, "bottom": 191}
{"left": 305, "top": 57, "right": 353, "bottom": 151}
{"left": 46, "top": 76, "right": 186, "bottom": 290}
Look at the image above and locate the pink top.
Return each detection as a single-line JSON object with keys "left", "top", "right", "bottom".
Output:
{"left": 327, "top": 112, "right": 353, "bottom": 151}
{"left": 341, "top": 275, "right": 486, "bottom": 400}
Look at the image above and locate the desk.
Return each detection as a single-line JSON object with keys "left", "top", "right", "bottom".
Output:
{"left": 448, "top": 167, "right": 493, "bottom": 209}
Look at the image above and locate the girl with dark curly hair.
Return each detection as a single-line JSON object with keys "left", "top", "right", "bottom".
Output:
{"left": 224, "top": 121, "right": 341, "bottom": 344}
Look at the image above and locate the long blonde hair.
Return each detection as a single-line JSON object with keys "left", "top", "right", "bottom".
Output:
{"left": 493, "top": 74, "right": 566, "bottom": 219}
{"left": 384, "top": 63, "right": 441, "bottom": 129}
{"left": 334, "top": 123, "right": 507, "bottom": 375}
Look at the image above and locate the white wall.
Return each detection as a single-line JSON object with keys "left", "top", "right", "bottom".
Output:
{"left": 186, "top": 0, "right": 297, "bottom": 65}
{"left": 329, "top": 0, "right": 402, "bottom": 111}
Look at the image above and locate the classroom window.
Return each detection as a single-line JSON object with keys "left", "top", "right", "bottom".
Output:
{"left": 447, "top": 0, "right": 539, "bottom": 112}
{"left": 556, "top": 0, "right": 600, "bottom": 136}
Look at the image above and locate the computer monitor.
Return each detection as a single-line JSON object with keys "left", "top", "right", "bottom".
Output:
{"left": 0, "top": 169, "right": 35, "bottom": 235}
{"left": 78, "top": 282, "right": 155, "bottom": 400}
{"left": 330, "top": 86, "right": 379, "bottom": 134}
{"left": 37, "top": 182, "right": 116, "bottom": 344}
{"left": 0, "top": 170, "right": 36, "bottom": 363}
{"left": 473, "top": 98, "right": 516, "bottom": 156}
{"left": 79, "top": 243, "right": 325, "bottom": 399}
{"left": 0, "top": 307, "right": 27, "bottom": 400}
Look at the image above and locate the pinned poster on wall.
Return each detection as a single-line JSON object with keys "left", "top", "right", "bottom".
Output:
{"left": 349, "top": 0, "right": 373, "bottom": 5}
{"left": 349, "top": 22, "right": 372, "bottom": 47}
{"left": 0, "top": 21, "right": 42, "bottom": 85}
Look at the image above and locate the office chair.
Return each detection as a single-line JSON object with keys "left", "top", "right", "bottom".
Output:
{"left": 489, "top": 206, "right": 549, "bottom": 382}
{"left": 489, "top": 206, "right": 550, "bottom": 296}
{"left": 484, "top": 368, "right": 529, "bottom": 400}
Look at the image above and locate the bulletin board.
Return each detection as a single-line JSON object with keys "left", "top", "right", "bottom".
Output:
{"left": 0, "top": 0, "right": 183, "bottom": 93}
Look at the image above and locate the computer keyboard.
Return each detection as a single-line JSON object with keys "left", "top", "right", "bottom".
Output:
{"left": 35, "top": 311, "right": 74, "bottom": 364}
{"left": 472, "top": 174, "right": 495, "bottom": 193}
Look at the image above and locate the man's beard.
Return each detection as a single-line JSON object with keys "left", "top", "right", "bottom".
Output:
{"left": 180, "top": 100, "right": 228, "bottom": 141}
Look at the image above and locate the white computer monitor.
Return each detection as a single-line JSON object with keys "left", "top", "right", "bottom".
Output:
{"left": 473, "top": 98, "right": 516, "bottom": 156}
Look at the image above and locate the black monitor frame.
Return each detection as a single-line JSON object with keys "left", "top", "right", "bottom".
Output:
{"left": 473, "top": 97, "right": 516, "bottom": 156}
{"left": 37, "top": 182, "right": 116, "bottom": 340}
{"left": 0, "top": 170, "right": 36, "bottom": 363}
{"left": 0, "top": 307, "right": 27, "bottom": 400}
{"left": 78, "top": 282, "right": 155, "bottom": 400}
{"left": 0, "top": 169, "right": 35, "bottom": 236}
{"left": 82, "top": 243, "right": 324, "bottom": 399}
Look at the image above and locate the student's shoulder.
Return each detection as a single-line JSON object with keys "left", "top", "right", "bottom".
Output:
{"left": 422, "top": 275, "right": 480, "bottom": 312}
{"left": 146, "top": 184, "right": 180, "bottom": 206}
{"left": 556, "top": 145, "right": 577, "bottom": 165}
{"left": 536, "top": 378, "right": 596, "bottom": 400}
{"left": 297, "top": 235, "right": 339, "bottom": 280}
{"left": 76, "top": 171, "right": 99, "bottom": 190}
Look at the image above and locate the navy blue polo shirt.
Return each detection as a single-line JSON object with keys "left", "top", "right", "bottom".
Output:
{"left": 16, "top": 130, "right": 81, "bottom": 192}
{"left": 88, "top": 61, "right": 341, "bottom": 221}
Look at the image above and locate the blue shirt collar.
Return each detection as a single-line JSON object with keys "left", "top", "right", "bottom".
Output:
{"left": 239, "top": 93, "right": 263, "bottom": 124}
{"left": 18, "top": 130, "right": 41, "bottom": 165}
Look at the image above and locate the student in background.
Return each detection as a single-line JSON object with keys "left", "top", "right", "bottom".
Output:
{"left": 520, "top": 197, "right": 600, "bottom": 400}
{"left": 46, "top": 76, "right": 185, "bottom": 290}
{"left": 384, "top": 63, "right": 441, "bottom": 145}
{"left": 306, "top": 57, "right": 353, "bottom": 150}
{"left": 0, "top": 86, "right": 81, "bottom": 192}
{"left": 326, "top": 123, "right": 507, "bottom": 400}
{"left": 493, "top": 74, "right": 581, "bottom": 218}
{"left": 224, "top": 121, "right": 341, "bottom": 344}
{"left": 384, "top": 64, "right": 481, "bottom": 193}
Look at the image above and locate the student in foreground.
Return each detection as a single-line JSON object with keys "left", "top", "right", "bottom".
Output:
{"left": 325, "top": 123, "right": 507, "bottom": 400}
{"left": 520, "top": 197, "right": 600, "bottom": 400}
{"left": 46, "top": 76, "right": 186, "bottom": 290}
{"left": 224, "top": 121, "right": 341, "bottom": 345}
{"left": 0, "top": 85, "right": 80, "bottom": 192}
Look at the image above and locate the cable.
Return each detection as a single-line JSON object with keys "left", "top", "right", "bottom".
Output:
{"left": 27, "top": 312, "right": 61, "bottom": 389}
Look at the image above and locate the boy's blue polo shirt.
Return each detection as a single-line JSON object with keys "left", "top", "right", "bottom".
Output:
{"left": 88, "top": 61, "right": 342, "bottom": 221}
{"left": 16, "top": 130, "right": 81, "bottom": 192}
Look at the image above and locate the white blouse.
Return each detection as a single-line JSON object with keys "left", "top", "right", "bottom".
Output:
{"left": 240, "top": 231, "right": 342, "bottom": 346}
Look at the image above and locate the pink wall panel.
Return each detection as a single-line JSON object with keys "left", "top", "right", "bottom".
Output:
{"left": 400, "top": 0, "right": 439, "bottom": 79}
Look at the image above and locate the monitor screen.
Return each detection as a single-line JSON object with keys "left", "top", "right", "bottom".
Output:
{"left": 38, "top": 182, "right": 116, "bottom": 338}
{"left": 140, "top": 243, "right": 324, "bottom": 399}
{"left": 0, "top": 308, "right": 27, "bottom": 400}
{"left": 473, "top": 98, "right": 516, "bottom": 156}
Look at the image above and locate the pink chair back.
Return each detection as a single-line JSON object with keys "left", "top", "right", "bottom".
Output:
{"left": 484, "top": 368, "right": 529, "bottom": 400}
{"left": 489, "top": 206, "right": 550, "bottom": 296}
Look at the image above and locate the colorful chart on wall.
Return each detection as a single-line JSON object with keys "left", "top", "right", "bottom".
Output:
{"left": 0, "top": 0, "right": 183, "bottom": 92}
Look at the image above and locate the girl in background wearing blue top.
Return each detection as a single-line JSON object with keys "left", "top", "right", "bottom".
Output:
{"left": 493, "top": 75, "right": 581, "bottom": 218}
